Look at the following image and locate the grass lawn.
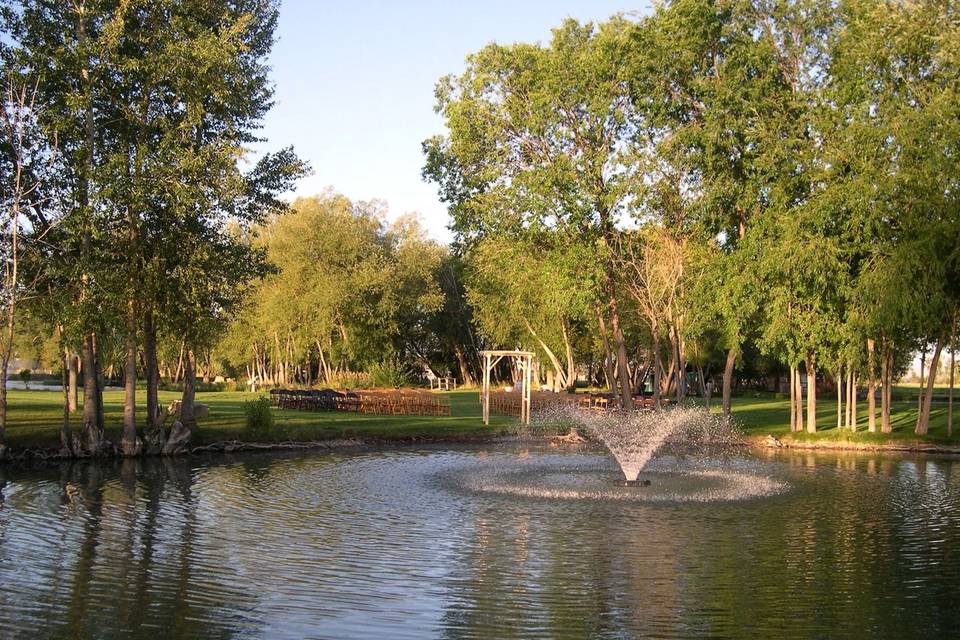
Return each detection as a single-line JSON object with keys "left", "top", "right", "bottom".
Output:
{"left": 2, "top": 389, "right": 518, "bottom": 450}
{"left": 718, "top": 392, "right": 960, "bottom": 444}
{"left": 2, "top": 388, "right": 958, "bottom": 451}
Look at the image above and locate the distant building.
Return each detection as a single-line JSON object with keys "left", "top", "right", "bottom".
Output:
{"left": 5, "top": 358, "right": 52, "bottom": 376}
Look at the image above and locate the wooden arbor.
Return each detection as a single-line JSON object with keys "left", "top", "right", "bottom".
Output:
{"left": 480, "top": 350, "right": 535, "bottom": 425}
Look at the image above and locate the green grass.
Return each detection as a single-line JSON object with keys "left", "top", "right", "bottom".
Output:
{"left": 2, "top": 389, "right": 518, "bottom": 450}
{"left": 723, "top": 392, "right": 960, "bottom": 444}
{"left": 2, "top": 388, "right": 958, "bottom": 451}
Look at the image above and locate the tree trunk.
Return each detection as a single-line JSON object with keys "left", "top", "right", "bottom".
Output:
{"left": 76, "top": 10, "right": 102, "bottom": 456}
{"left": 180, "top": 348, "right": 197, "bottom": 430}
{"left": 948, "top": 315, "right": 956, "bottom": 437}
{"left": 918, "top": 347, "right": 926, "bottom": 413}
{"left": 94, "top": 333, "right": 105, "bottom": 433}
{"left": 561, "top": 322, "right": 576, "bottom": 391}
{"left": 202, "top": 350, "right": 211, "bottom": 384}
{"left": 122, "top": 297, "right": 139, "bottom": 455}
{"left": 881, "top": 343, "right": 893, "bottom": 433}
{"left": 522, "top": 318, "right": 567, "bottom": 389}
{"left": 66, "top": 351, "right": 80, "bottom": 413}
{"left": 806, "top": 355, "right": 816, "bottom": 433}
{"left": 671, "top": 327, "right": 683, "bottom": 404}
{"left": 653, "top": 333, "right": 664, "bottom": 410}
{"left": 845, "top": 367, "right": 853, "bottom": 431}
{"left": 948, "top": 333, "right": 955, "bottom": 438}
{"left": 867, "top": 338, "right": 877, "bottom": 433}
{"left": 61, "top": 347, "right": 72, "bottom": 454}
{"left": 836, "top": 367, "right": 843, "bottom": 430}
{"left": 143, "top": 308, "right": 162, "bottom": 451}
{"left": 598, "top": 227, "right": 631, "bottom": 407}
{"left": 453, "top": 344, "right": 475, "bottom": 386}
{"left": 173, "top": 341, "right": 185, "bottom": 384}
{"left": 851, "top": 372, "right": 858, "bottom": 432}
{"left": 789, "top": 364, "right": 796, "bottom": 432}
{"left": 915, "top": 338, "right": 943, "bottom": 435}
{"left": 594, "top": 309, "right": 616, "bottom": 399}
{"left": 316, "top": 340, "right": 331, "bottom": 385}
{"left": 607, "top": 294, "right": 633, "bottom": 409}
{"left": 795, "top": 365, "right": 804, "bottom": 433}
{"left": 663, "top": 341, "right": 677, "bottom": 399}
{"left": 80, "top": 333, "right": 103, "bottom": 455}
{"left": 722, "top": 348, "right": 736, "bottom": 417}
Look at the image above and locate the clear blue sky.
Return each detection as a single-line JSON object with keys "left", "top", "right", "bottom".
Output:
{"left": 258, "top": 0, "right": 651, "bottom": 242}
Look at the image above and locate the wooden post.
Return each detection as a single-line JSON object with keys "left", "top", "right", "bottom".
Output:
{"left": 483, "top": 353, "right": 490, "bottom": 425}
{"left": 523, "top": 354, "right": 531, "bottom": 425}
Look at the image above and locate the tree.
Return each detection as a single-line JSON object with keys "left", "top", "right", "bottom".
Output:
{"left": 5, "top": 0, "right": 305, "bottom": 456}
{"left": 0, "top": 60, "right": 55, "bottom": 457}
{"left": 221, "top": 193, "right": 442, "bottom": 389}
{"left": 826, "top": 0, "right": 960, "bottom": 435}
{"left": 627, "top": 0, "right": 832, "bottom": 416}
{"left": 425, "top": 18, "right": 640, "bottom": 406}
{"left": 466, "top": 234, "right": 597, "bottom": 391}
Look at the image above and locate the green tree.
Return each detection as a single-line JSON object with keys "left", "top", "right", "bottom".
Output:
{"left": 425, "top": 17, "right": 640, "bottom": 406}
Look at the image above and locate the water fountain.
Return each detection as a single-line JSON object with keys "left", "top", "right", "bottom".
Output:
{"left": 453, "top": 404, "right": 787, "bottom": 503}
{"left": 540, "top": 405, "right": 743, "bottom": 483}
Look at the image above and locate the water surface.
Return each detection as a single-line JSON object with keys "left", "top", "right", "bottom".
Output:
{"left": 0, "top": 446, "right": 958, "bottom": 639}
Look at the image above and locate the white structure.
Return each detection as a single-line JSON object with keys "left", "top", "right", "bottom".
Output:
{"left": 480, "top": 350, "right": 534, "bottom": 426}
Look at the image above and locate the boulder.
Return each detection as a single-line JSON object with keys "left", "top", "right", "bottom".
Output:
{"left": 764, "top": 434, "right": 784, "bottom": 448}
{"left": 164, "top": 400, "right": 209, "bottom": 421}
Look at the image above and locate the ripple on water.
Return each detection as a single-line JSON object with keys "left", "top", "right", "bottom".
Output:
{"left": 1, "top": 447, "right": 959, "bottom": 640}
{"left": 446, "top": 455, "right": 789, "bottom": 503}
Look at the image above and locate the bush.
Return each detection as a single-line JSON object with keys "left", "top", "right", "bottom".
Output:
{"left": 368, "top": 359, "right": 413, "bottom": 388}
{"left": 18, "top": 369, "right": 31, "bottom": 389}
{"left": 325, "top": 371, "right": 372, "bottom": 389}
{"left": 243, "top": 397, "right": 274, "bottom": 438}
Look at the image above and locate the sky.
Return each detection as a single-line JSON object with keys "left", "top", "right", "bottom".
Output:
{"left": 258, "top": 0, "right": 652, "bottom": 243}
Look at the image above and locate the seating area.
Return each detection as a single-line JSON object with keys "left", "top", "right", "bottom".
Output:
{"left": 269, "top": 388, "right": 451, "bottom": 416}
{"left": 487, "top": 390, "right": 663, "bottom": 417}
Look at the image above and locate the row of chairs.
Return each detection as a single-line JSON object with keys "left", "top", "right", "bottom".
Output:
{"left": 352, "top": 389, "right": 451, "bottom": 416}
{"left": 269, "top": 388, "right": 451, "bottom": 416}
{"left": 487, "top": 390, "right": 666, "bottom": 417}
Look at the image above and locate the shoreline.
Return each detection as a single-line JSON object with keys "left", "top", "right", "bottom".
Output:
{"left": 4, "top": 429, "right": 960, "bottom": 466}
{"left": 748, "top": 434, "right": 960, "bottom": 456}
{"left": 0, "top": 433, "right": 565, "bottom": 465}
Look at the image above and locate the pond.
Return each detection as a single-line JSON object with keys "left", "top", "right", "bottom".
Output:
{"left": 0, "top": 445, "right": 958, "bottom": 639}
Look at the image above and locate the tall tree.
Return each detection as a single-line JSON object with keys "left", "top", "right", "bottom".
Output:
{"left": 425, "top": 18, "right": 639, "bottom": 407}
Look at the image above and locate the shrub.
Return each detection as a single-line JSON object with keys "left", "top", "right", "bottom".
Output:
{"left": 368, "top": 359, "right": 413, "bottom": 388}
{"left": 243, "top": 397, "right": 274, "bottom": 438}
{"left": 325, "top": 371, "right": 372, "bottom": 389}
{"left": 18, "top": 368, "right": 31, "bottom": 389}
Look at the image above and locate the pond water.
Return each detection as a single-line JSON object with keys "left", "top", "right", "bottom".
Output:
{"left": 0, "top": 446, "right": 958, "bottom": 639}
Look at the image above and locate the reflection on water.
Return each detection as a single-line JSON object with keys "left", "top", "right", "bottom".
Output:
{"left": 0, "top": 447, "right": 958, "bottom": 639}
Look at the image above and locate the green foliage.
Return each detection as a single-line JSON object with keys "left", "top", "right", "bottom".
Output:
{"left": 243, "top": 397, "right": 274, "bottom": 439}
{"left": 219, "top": 192, "right": 444, "bottom": 383}
{"left": 17, "top": 369, "right": 31, "bottom": 387}
{"left": 367, "top": 359, "right": 413, "bottom": 389}
{"left": 325, "top": 372, "right": 372, "bottom": 390}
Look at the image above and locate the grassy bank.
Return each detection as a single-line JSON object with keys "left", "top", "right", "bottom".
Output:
{"left": 2, "top": 388, "right": 958, "bottom": 452}
{"left": 2, "top": 389, "right": 518, "bottom": 450}
{"left": 715, "top": 393, "right": 959, "bottom": 445}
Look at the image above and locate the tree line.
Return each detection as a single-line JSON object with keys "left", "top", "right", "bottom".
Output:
{"left": 0, "top": 0, "right": 306, "bottom": 458}
{"left": 3, "top": 0, "right": 959, "bottom": 460}
{"left": 424, "top": 0, "right": 960, "bottom": 436}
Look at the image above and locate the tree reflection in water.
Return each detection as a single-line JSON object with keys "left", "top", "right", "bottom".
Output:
{"left": 0, "top": 448, "right": 958, "bottom": 639}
